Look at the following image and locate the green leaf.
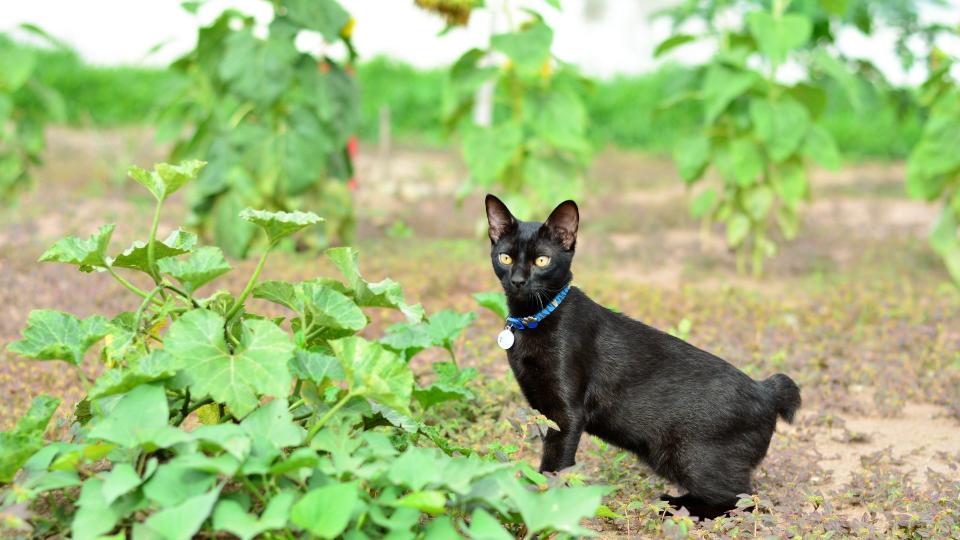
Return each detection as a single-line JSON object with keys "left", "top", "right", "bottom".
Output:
{"left": 88, "top": 384, "right": 178, "bottom": 449}
{"left": 144, "top": 487, "right": 221, "bottom": 540}
{"left": 329, "top": 337, "right": 413, "bottom": 414}
{"left": 290, "top": 348, "right": 344, "bottom": 383}
{"left": 715, "top": 138, "right": 763, "bottom": 187}
{"left": 491, "top": 21, "right": 553, "bottom": 75}
{"left": 504, "top": 484, "right": 608, "bottom": 537}
{"left": 772, "top": 162, "right": 809, "bottom": 208}
{"left": 802, "top": 125, "right": 841, "bottom": 170}
{"left": 702, "top": 65, "right": 758, "bottom": 124}
{"left": 165, "top": 309, "right": 294, "bottom": 418}
{"left": 462, "top": 122, "right": 524, "bottom": 187}
{"left": 39, "top": 224, "right": 114, "bottom": 272}
{"left": 414, "top": 361, "right": 476, "bottom": 410}
{"left": 290, "top": 481, "right": 359, "bottom": 538}
{"left": 7, "top": 310, "right": 109, "bottom": 366}
{"left": 285, "top": 0, "right": 350, "bottom": 42}
{"left": 240, "top": 208, "right": 323, "bottom": 245}
{"left": 654, "top": 34, "right": 696, "bottom": 57}
{"left": 326, "top": 247, "right": 424, "bottom": 322}
{"left": 726, "top": 213, "right": 751, "bottom": 247}
{"left": 72, "top": 478, "right": 134, "bottom": 540}
{"left": 393, "top": 490, "right": 446, "bottom": 515}
{"left": 101, "top": 462, "right": 142, "bottom": 505}
{"left": 110, "top": 230, "right": 197, "bottom": 273}
{"left": 674, "top": 134, "right": 711, "bottom": 183}
{"left": 219, "top": 29, "right": 298, "bottom": 105}
{"left": 301, "top": 283, "right": 368, "bottom": 337}
{"left": 744, "top": 185, "right": 774, "bottom": 220}
{"left": 811, "top": 50, "right": 861, "bottom": 109}
{"left": 689, "top": 188, "right": 717, "bottom": 219}
{"left": 930, "top": 206, "right": 958, "bottom": 257}
{"left": 472, "top": 291, "right": 508, "bottom": 319}
{"left": 0, "top": 395, "right": 59, "bottom": 483}
{"left": 240, "top": 399, "right": 304, "bottom": 452}
{"left": 143, "top": 460, "right": 217, "bottom": 507}
{"left": 89, "top": 350, "right": 181, "bottom": 400}
{"left": 424, "top": 310, "right": 476, "bottom": 352}
{"left": 749, "top": 97, "right": 810, "bottom": 162}
{"left": 747, "top": 11, "right": 812, "bottom": 65}
{"left": 128, "top": 160, "right": 205, "bottom": 202}
{"left": 906, "top": 91, "right": 960, "bottom": 201}
{"left": 213, "top": 491, "right": 296, "bottom": 540}
{"left": 469, "top": 508, "right": 513, "bottom": 540}
{"left": 158, "top": 246, "right": 232, "bottom": 293}
{"left": 0, "top": 45, "right": 35, "bottom": 92}
{"left": 819, "top": 0, "right": 847, "bottom": 16}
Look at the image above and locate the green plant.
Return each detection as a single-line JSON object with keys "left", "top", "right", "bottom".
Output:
{"left": 158, "top": 0, "right": 359, "bottom": 258}
{"left": 1, "top": 160, "right": 608, "bottom": 537}
{"left": 0, "top": 28, "right": 65, "bottom": 204}
{"left": 906, "top": 45, "right": 960, "bottom": 285}
{"left": 440, "top": 1, "right": 592, "bottom": 217}
{"left": 657, "top": 0, "right": 858, "bottom": 275}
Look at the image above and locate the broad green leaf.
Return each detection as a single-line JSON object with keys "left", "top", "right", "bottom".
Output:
{"left": 240, "top": 399, "right": 305, "bottom": 452}
{"left": 747, "top": 11, "right": 812, "bottom": 65}
{"left": 165, "top": 309, "right": 294, "bottom": 418}
{"left": 72, "top": 478, "right": 134, "bottom": 540}
{"left": 702, "top": 65, "right": 758, "bottom": 123}
{"left": 7, "top": 310, "right": 109, "bottom": 365}
{"left": 469, "top": 508, "right": 513, "bottom": 540}
{"left": 213, "top": 191, "right": 257, "bottom": 258}
{"left": 290, "top": 481, "right": 359, "bottom": 538}
{"left": 930, "top": 207, "right": 958, "bottom": 257}
{"left": 654, "top": 34, "right": 696, "bottom": 57}
{"left": 326, "top": 247, "right": 425, "bottom": 322}
{"left": 252, "top": 280, "right": 300, "bottom": 312}
{"left": 491, "top": 21, "right": 553, "bottom": 74}
{"left": 504, "top": 483, "right": 608, "bottom": 537}
{"left": 143, "top": 487, "right": 221, "bottom": 540}
{"left": 772, "top": 162, "right": 809, "bottom": 208}
{"left": 109, "top": 229, "right": 197, "bottom": 273}
{"left": 219, "top": 29, "right": 298, "bottom": 105}
{"left": 414, "top": 361, "right": 477, "bottom": 410}
{"left": 749, "top": 98, "right": 810, "bottom": 162}
{"left": 462, "top": 122, "right": 524, "bottom": 187}
{"left": 158, "top": 246, "right": 232, "bottom": 293}
{"left": 192, "top": 423, "right": 251, "bottom": 461}
{"left": 472, "top": 291, "right": 508, "bottom": 319}
{"left": 726, "top": 213, "right": 751, "bottom": 247}
{"left": 39, "top": 224, "right": 114, "bottom": 272}
{"left": 744, "top": 185, "right": 774, "bottom": 220}
{"left": 285, "top": 0, "right": 350, "bottom": 41}
{"left": 529, "top": 88, "right": 588, "bottom": 155}
{"left": 394, "top": 490, "right": 446, "bottom": 515}
{"left": 143, "top": 460, "right": 217, "bottom": 507}
{"left": 89, "top": 350, "right": 181, "bottom": 400}
{"left": 673, "top": 134, "right": 711, "bottom": 183}
{"left": 213, "top": 491, "right": 296, "bottom": 540}
{"left": 715, "top": 138, "right": 763, "bottom": 187}
{"left": 811, "top": 50, "right": 861, "bottom": 109}
{"left": 802, "top": 124, "right": 841, "bottom": 170}
{"left": 101, "top": 462, "right": 142, "bottom": 505}
{"left": 0, "top": 45, "right": 35, "bottom": 91}
{"left": 820, "top": 0, "right": 847, "bottom": 16}
{"left": 88, "top": 384, "right": 180, "bottom": 449}
{"left": 329, "top": 337, "right": 413, "bottom": 415}
{"left": 690, "top": 188, "right": 716, "bottom": 218}
{"left": 0, "top": 395, "right": 59, "bottom": 482}
{"left": 290, "top": 348, "right": 344, "bottom": 383}
{"left": 240, "top": 208, "right": 323, "bottom": 245}
{"left": 128, "top": 160, "right": 205, "bottom": 202}
{"left": 301, "top": 283, "right": 368, "bottom": 337}
{"left": 380, "top": 322, "right": 434, "bottom": 361}
{"left": 424, "top": 310, "right": 476, "bottom": 352}
{"left": 906, "top": 91, "right": 960, "bottom": 200}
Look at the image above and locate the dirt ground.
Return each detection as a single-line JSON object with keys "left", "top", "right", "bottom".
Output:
{"left": 2, "top": 127, "right": 959, "bottom": 537}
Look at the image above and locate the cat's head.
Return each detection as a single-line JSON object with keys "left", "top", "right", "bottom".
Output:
{"left": 484, "top": 194, "right": 578, "bottom": 312}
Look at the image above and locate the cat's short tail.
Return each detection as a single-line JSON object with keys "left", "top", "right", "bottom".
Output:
{"left": 762, "top": 374, "right": 801, "bottom": 423}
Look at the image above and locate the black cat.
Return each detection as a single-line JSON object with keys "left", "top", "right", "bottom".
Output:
{"left": 484, "top": 194, "right": 801, "bottom": 520}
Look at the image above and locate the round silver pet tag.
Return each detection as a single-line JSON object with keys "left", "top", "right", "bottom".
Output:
{"left": 497, "top": 328, "right": 515, "bottom": 349}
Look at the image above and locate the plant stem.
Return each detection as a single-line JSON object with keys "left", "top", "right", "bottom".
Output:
{"left": 147, "top": 198, "right": 164, "bottom": 283}
{"left": 175, "top": 397, "right": 214, "bottom": 426}
{"left": 107, "top": 266, "right": 156, "bottom": 301}
{"left": 134, "top": 286, "right": 164, "bottom": 332}
{"left": 288, "top": 398, "right": 305, "bottom": 412}
{"left": 304, "top": 391, "right": 354, "bottom": 444}
{"left": 225, "top": 242, "right": 275, "bottom": 322}
{"left": 240, "top": 475, "right": 268, "bottom": 507}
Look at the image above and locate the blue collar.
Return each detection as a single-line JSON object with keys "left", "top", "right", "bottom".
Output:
{"left": 506, "top": 285, "right": 571, "bottom": 330}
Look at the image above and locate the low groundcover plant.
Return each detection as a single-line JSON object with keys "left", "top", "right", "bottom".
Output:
{"left": 0, "top": 161, "right": 607, "bottom": 539}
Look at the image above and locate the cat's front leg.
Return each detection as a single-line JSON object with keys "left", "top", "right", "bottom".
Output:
{"left": 538, "top": 414, "right": 584, "bottom": 473}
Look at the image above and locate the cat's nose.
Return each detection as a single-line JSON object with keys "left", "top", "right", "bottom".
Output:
{"left": 510, "top": 275, "right": 527, "bottom": 288}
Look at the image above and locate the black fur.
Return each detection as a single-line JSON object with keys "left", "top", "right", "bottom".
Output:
{"left": 484, "top": 194, "right": 801, "bottom": 520}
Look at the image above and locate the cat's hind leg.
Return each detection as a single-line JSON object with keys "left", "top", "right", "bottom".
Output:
{"left": 659, "top": 493, "right": 737, "bottom": 520}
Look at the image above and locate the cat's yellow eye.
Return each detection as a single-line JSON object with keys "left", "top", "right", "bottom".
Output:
{"left": 498, "top": 253, "right": 513, "bottom": 265}
{"left": 535, "top": 255, "right": 551, "bottom": 267}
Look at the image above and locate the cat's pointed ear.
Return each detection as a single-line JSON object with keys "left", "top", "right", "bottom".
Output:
{"left": 485, "top": 194, "right": 517, "bottom": 243}
{"left": 544, "top": 200, "right": 579, "bottom": 250}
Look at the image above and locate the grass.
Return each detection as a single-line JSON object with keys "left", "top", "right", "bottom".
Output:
{"left": 6, "top": 35, "right": 923, "bottom": 159}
